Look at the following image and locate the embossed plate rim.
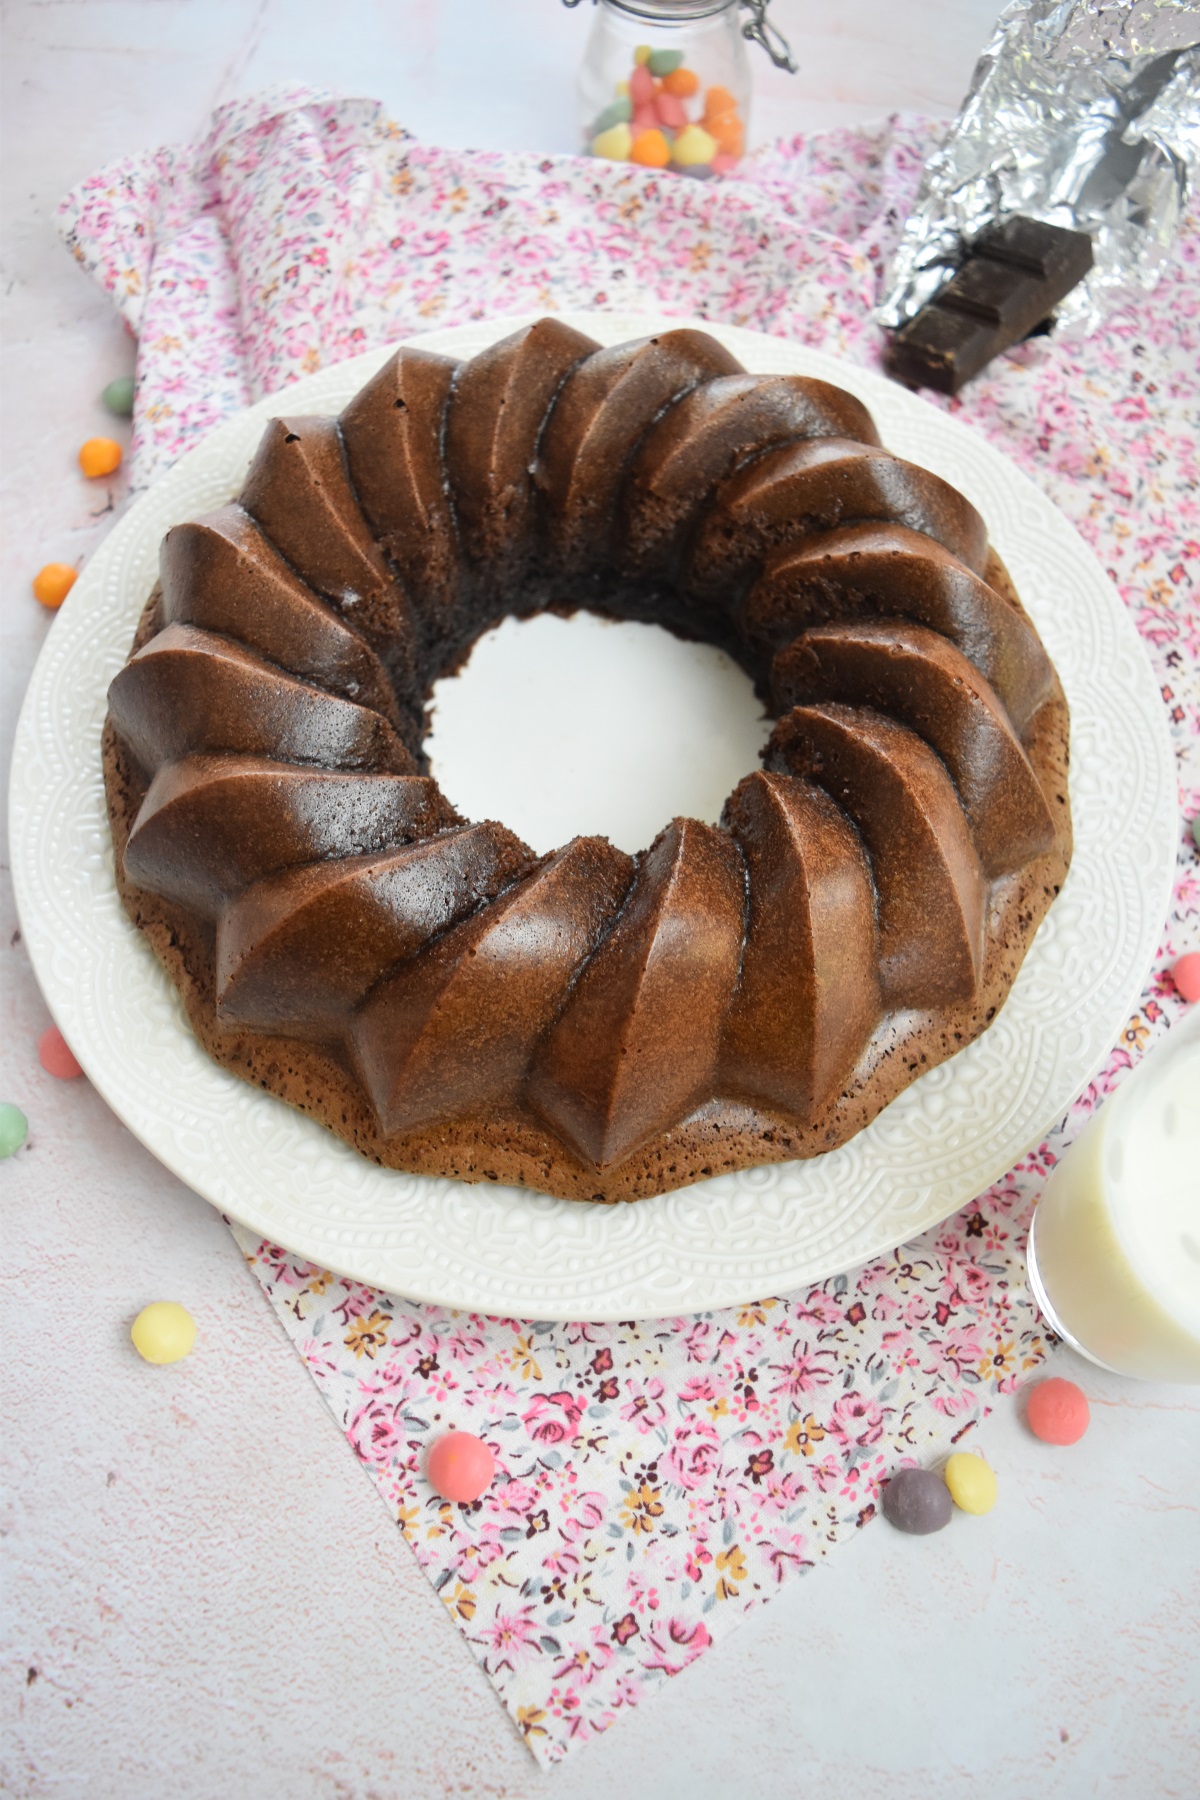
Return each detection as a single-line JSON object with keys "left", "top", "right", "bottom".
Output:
{"left": 8, "top": 310, "right": 1176, "bottom": 1320}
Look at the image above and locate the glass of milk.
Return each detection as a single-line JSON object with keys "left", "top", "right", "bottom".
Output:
{"left": 1026, "top": 1006, "right": 1200, "bottom": 1383}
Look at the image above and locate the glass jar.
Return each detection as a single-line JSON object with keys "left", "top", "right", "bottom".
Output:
{"left": 568, "top": 0, "right": 793, "bottom": 180}
{"left": 1026, "top": 1005, "right": 1200, "bottom": 1384}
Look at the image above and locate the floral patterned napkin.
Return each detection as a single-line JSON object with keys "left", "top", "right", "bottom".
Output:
{"left": 59, "top": 86, "right": 1199, "bottom": 1766}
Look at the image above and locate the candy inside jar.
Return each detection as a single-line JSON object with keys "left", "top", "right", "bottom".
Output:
{"left": 567, "top": 0, "right": 794, "bottom": 179}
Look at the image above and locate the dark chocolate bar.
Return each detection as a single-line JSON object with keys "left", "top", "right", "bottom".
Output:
{"left": 885, "top": 216, "right": 1093, "bottom": 395}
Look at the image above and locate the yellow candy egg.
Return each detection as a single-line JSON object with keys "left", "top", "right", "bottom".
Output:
{"left": 671, "top": 124, "right": 718, "bottom": 168}
{"left": 943, "top": 1451, "right": 997, "bottom": 1515}
{"left": 615, "top": 79, "right": 630, "bottom": 98}
{"left": 592, "top": 122, "right": 634, "bottom": 161}
{"left": 633, "top": 43, "right": 651, "bottom": 65}
{"left": 131, "top": 1301, "right": 197, "bottom": 1365}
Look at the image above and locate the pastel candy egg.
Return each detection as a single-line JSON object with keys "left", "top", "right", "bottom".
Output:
{"left": 79, "top": 437, "right": 122, "bottom": 479}
{"left": 615, "top": 79, "right": 630, "bottom": 98}
{"left": 672, "top": 123, "right": 717, "bottom": 168}
{"left": 708, "top": 112, "right": 744, "bottom": 157}
{"left": 629, "top": 63, "right": 656, "bottom": 108}
{"left": 631, "top": 106, "right": 659, "bottom": 138}
{"left": 662, "top": 66, "right": 700, "bottom": 98}
{"left": 1172, "top": 952, "right": 1200, "bottom": 1004}
{"left": 944, "top": 1451, "right": 997, "bottom": 1515}
{"left": 102, "top": 375, "right": 135, "bottom": 417}
{"left": 32, "top": 563, "right": 78, "bottom": 609}
{"left": 427, "top": 1430, "right": 495, "bottom": 1503}
{"left": 703, "top": 84, "right": 737, "bottom": 121}
{"left": 647, "top": 48, "right": 684, "bottom": 78}
{"left": 0, "top": 1103, "right": 29, "bottom": 1159}
{"left": 592, "top": 96, "right": 632, "bottom": 134}
{"left": 38, "top": 1026, "right": 83, "bottom": 1080}
{"left": 1026, "top": 1377, "right": 1090, "bottom": 1445}
{"left": 882, "top": 1466, "right": 953, "bottom": 1535}
{"left": 655, "top": 91, "right": 688, "bottom": 131}
{"left": 592, "top": 122, "right": 634, "bottom": 161}
{"left": 131, "top": 1301, "right": 197, "bottom": 1365}
{"left": 711, "top": 152, "right": 739, "bottom": 175}
{"left": 633, "top": 43, "right": 651, "bottom": 66}
{"left": 631, "top": 128, "right": 671, "bottom": 169}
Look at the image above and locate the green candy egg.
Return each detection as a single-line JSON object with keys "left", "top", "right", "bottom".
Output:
{"left": 102, "top": 375, "right": 135, "bottom": 417}
{"left": 592, "top": 96, "right": 632, "bottom": 135}
{"left": 0, "top": 1103, "right": 29, "bottom": 1159}
{"left": 647, "top": 48, "right": 684, "bottom": 77}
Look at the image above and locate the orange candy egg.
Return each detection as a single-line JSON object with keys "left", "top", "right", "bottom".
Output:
{"left": 32, "top": 563, "right": 78, "bottom": 608}
{"left": 703, "top": 85, "right": 738, "bottom": 121}
{"left": 631, "top": 128, "right": 671, "bottom": 168}
{"left": 662, "top": 66, "right": 699, "bottom": 98}
{"left": 79, "top": 437, "right": 123, "bottom": 479}
{"left": 708, "top": 112, "right": 744, "bottom": 157}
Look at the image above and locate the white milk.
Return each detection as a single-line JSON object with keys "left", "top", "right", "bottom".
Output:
{"left": 1027, "top": 1007, "right": 1200, "bottom": 1383}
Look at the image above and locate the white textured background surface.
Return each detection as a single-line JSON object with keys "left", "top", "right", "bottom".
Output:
{"left": 3, "top": 3, "right": 1199, "bottom": 1796}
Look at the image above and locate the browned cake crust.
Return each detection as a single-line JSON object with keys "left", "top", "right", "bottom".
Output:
{"left": 103, "top": 323, "right": 1071, "bottom": 1203}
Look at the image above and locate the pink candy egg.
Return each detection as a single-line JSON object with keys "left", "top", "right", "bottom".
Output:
{"left": 1171, "top": 951, "right": 1200, "bottom": 1004}
{"left": 629, "top": 64, "right": 656, "bottom": 108}
{"left": 427, "top": 1430, "right": 496, "bottom": 1503}
{"left": 38, "top": 1026, "right": 83, "bottom": 1080}
{"left": 656, "top": 92, "right": 688, "bottom": 130}
{"left": 1026, "top": 1377, "right": 1090, "bottom": 1445}
{"left": 631, "top": 105, "right": 659, "bottom": 138}
{"left": 711, "top": 152, "right": 739, "bottom": 175}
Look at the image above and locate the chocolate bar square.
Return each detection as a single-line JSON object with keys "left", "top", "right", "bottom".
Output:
{"left": 936, "top": 258, "right": 1032, "bottom": 329}
{"left": 973, "top": 216, "right": 1093, "bottom": 287}
{"left": 886, "top": 307, "right": 1001, "bottom": 396}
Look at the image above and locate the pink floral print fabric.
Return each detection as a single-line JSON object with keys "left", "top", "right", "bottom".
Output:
{"left": 227, "top": 1206, "right": 1052, "bottom": 1763}
{"left": 59, "top": 86, "right": 1199, "bottom": 1767}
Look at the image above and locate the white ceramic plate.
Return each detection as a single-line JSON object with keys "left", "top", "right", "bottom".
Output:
{"left": 9, "top": 311, "right": 1176, "bottom": 1321}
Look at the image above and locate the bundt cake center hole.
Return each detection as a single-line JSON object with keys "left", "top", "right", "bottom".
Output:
{"left": 424, "top": 611, "right": 771, "bottom": 856}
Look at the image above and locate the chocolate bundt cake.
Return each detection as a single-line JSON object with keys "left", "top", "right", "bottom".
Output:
{"left": 104, "top": 320, "right": 1071, "bottom": 1203}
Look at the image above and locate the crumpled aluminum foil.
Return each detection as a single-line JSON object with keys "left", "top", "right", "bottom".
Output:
{"left": 879, "top": 0, "right": 1200, "bottom": 335}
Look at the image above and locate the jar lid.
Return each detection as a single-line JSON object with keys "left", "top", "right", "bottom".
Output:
{"left": 563, "top": 0, "right": 797, "bottom": 71}
{"left": 592, "top": 0, "right": 736, "bottom": 17}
